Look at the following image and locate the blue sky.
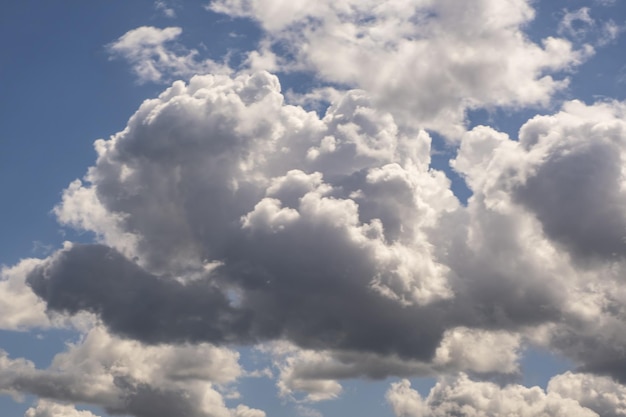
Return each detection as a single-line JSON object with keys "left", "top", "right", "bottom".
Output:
{"left": 1, "top": 1, "right": 626, "bottom": 416}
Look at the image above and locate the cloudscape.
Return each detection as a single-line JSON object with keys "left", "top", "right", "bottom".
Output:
{"left": 2, "top": 1, "right": 626, "bottom": 416}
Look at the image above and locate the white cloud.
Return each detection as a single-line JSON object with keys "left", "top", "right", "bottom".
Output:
{"left": 448, "top": 99, "right": 626, "bottom": 383}
{"left": 0, "top": 325, "right": 263, "bottom": 417}
{"left": 258, "top": 342, "right": 344, "bottom": 403}
{"left": 155, "top": 0, "right": 176, "bottom": 18}
{"left": 209, "top": 0, "right": 590, "bottom": 136}
{"left": 254, "top": 328, "right": 520, "bottom": 403}
{"left": 387, "top": 371, "right": 626, "bottom": 417}
{"left": 107, "top": 26, "right": 228, "bottom": 84}
{"left": 599, "top": 20, "right": 623, "bottom": 46}
{"left": 0, "top": 258, "right": 50, "bottom": 330}
{"left": 6, "top": 0, "right": 626, "bottom": 416}
{"left": 593, "top": 0, "right": 617, "bottom": 7}
{"left": 549, "top": 372, "right": 626, "bottom": 417}
{"left": 231, "top": 405, "right": 266, "bottom": 417}
{"left": 432, "top": 327, "right": 522, "bottom": 375}
{"left": 386, "top": 374, "right": 603, "bottom": 417}
{"left": 558, "top": 7, "right": 622, "bottom": 46}
{"left": 25, "top": 400, "right": 102, "bottom": 417}
{"left": 559, "top": 8, "right": 596, "bottom": 39}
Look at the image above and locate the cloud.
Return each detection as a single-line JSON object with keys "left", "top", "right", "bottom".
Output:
{"left": 25, "top": 400, "right": 102, "bottom": 417}
{"left": 386, "top": 372, "right": 626, "bottom": 417}
{"left": 385, "top": 373, "right": 619, "bottom": 417}
{"left": 559, "top": 8, "right": 596, "bottom": 39}
{"left": 514, "top": 100, "right": 626, "bottom": 261}
{"left": 37, "top": 71, "right": 458, "bottom": 362}
{"left": 107, "top": 26, "right": 228, "bottom": 84}
{"left": 448, "top": 99, "right": 626, "bottom": 383}
{"left": 548, "top": 372, "right": 626, "bottom": 417}
{"left": 154, "top": 0, "right": 176, "bottom": 18}
{"left": 255, "top": 328, "right": 520, "bottom": 402}
{"left": 23, "top": 65, "right": 626, "bottom": 398}
{"left": 209, "top": 0, "right": 590, "bottom": 135}
{"left": 0, "top": 258, "right": 51, "bottom": 330}
{"left": 1, "top": 325, "right": 263, "bottom": 417}
{"left": 558, "top": 7, "right": 622, "bottom": 46}
{"left": 9, "top": 2, "right": 626, "bottom": 414}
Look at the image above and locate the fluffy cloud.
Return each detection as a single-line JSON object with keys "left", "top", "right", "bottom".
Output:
{"left": 0, "top": 325, "right": 262, "bottom": 417}
{"left": 256, "top": 328, "right": 520, "bottom": 402}
{"left": 548, "top": 372, "right": 626, "bottom": 417}
{"left": 25, "top": 400, "right": 102, "bottom": 417}
{"left": 25, "top": 68, "right": 626, "bottom": 394}
{"left": 0, "top": 258, "right": 50, "bottom": 330}
{"left": 385, "top": 374, "right": 601, "bottom": 417}
{"left": 108, "top": 26, "right": 228, "bottom": 84}
{"left": 387, "top": 372, "right": 626, "bottom": 417}
{"left": 209, "top": 0, "right": 591, "bottom": 135}
{"left": 448, "top": 99, "right": 626, "bottom": 382}
{"left": 34, "top": 71, "right": 458, "bottom": 362}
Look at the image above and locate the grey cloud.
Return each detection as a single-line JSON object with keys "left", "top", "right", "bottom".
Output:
{"left": 511, "top": 100, "right": 626, "bottom": 262}
{"left": 450, "top": 100, "right": 626, "bottom": 383}
{"left": 28, "top": 242, "right": 448, "bottom": 361}
{"left": 515, "top": 137, "right": 626, "bottom": 261}
{"left": 260, "top": 328, "right": 520, "bottom": 401}
{"left": 24, "top": 68, "right": 626, "bottom": 404}
{"left": 548, "top": 372, "right": 626, "bottom": 417}
{"left": 108, "top": 377, "right": 201, "bottom": 417}
{"left": 27, "top": 244, "right": 250, "bottom": 346}
{"left": 43, "top": 71, "right": 456, "bottom": 361}
{"left": 385, "top": 371, "right": 626, "bottom": 417}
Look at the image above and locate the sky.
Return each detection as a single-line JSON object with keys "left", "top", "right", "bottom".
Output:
{"left": 1, "top": 1, "right": 626, "bottom": 416}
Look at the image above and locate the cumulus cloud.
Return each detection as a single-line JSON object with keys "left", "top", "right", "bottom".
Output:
{"left": 107, "top": 26, "right": 228, "bottom": 84}
{"left": 385, "top": 374, "right": 602, "bottom": 417}
{"left": 209, "top": 0, "right": 591, "bottom": 135}
{"left": 0, "top": 258, "right": 50, "bottom": 330}
{"left": 25, "top": 400, "right": 102, "bottom": 417}
{"left": 0, "top": 325, "right": 262, "bottom": 417}
{"left": 23, "top": 68, "right": 626, "bottom": 394}
{"left": 8, "top": 1, "right": 626, "bottom": 415}
{"left": 559, "top": 8, "right": 596, "bottom": 39}
{"left": 447, "top": 99, "right": 626, "bottom": 383}
{"left": 548, "top": 372, "right": 626, "bottom": 417}
{"left": 387, "top": 372, "right": 626, "bottom": 417}
{"left": 36, "top": 71, "right": 458, "bottom": 362}
{"left": 255, "top": 328, "right": 520, "bottom": 402}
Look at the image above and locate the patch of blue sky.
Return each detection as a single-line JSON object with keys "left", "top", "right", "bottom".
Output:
{"left": 520, "top": 346, "right": 574, "bottom": 389}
